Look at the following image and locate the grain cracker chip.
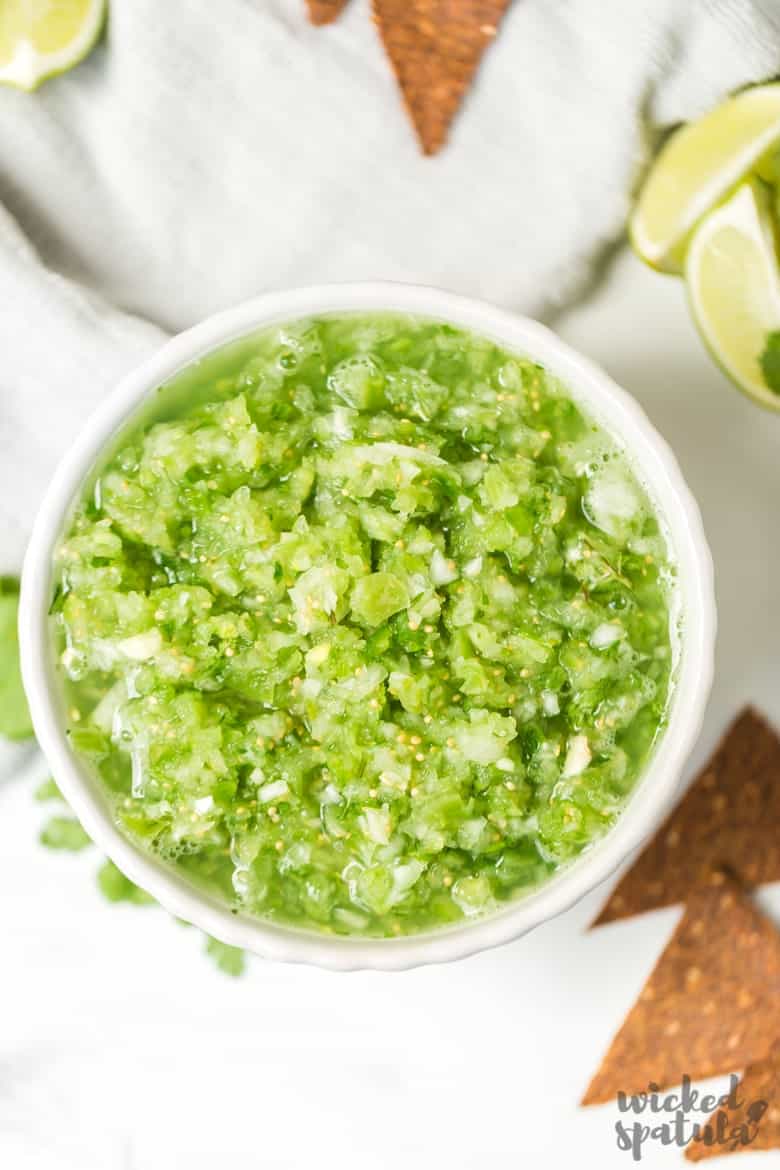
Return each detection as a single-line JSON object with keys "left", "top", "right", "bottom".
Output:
{"left": 582, "top": 870, "right": 780, "bottom": 1105}
{"left": 593, "top": 708, "right": 780, "bottom": 926}
{"left": 373, "top": 0, "right": 512, "bottom": 155}
{"left": 306, "top": 0, "right": 350, "bottom": 25}
{"left": 686, "top": 1041, "right": 780, "bottom": 1160}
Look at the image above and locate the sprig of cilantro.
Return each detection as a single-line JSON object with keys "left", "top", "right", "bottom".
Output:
{"left": 35, "top": 779, "right": 246, "bottom": 975}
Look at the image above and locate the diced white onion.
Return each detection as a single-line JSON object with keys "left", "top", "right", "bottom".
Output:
{"left": 430, "top": 549, "right": 458, "bottom": 585}
{"left": 258, "top": 779, "right": 290, "bottom": 803}
{"left": 390, "top": 860, "right": 424, "bottom": 902}
{"left": 361, "top": 807, "right": 392, "bottom": 844}
{"left": 562, "top": 734, "right": 591, "bottom": 778}
{"left": 306, "top": 642, "right": 331, "bottom": 667}
{"left": 117, "top": 628, "right": 163, "bottom": 661}
{"left": 331, "top": 407, "right": 354, "bottom": 439}
{"left": 590, "top": 622, "right": 623, "bottom": 650}
{"left": 541, "top": 691, "right": 560, "bottom": 716}
{"left": 584, "top": 466, "right": 641, "bottom": 537}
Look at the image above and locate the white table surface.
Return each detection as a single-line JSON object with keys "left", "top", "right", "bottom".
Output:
{"left": 2, "top": 249, "right": 779, "bottom": 1170}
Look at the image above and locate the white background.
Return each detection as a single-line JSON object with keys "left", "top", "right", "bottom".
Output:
{"left": 3, "top": 249, "right": 780, "bottom": 1168}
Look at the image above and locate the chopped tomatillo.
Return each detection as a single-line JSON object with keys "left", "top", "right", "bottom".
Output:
{"left": 53, "top": 315, "right": 676, "bottom": 936}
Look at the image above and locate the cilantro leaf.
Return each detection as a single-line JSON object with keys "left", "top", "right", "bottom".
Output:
{"left": 34, "top": 777, "right": 63, "bottom": 803}
{"left": 39, "top": 815, "right": 92, "bottom": 851}
{"left": 759, "top": 330, "right": 780, "bottom": 395}
{"left": 0, "top": 578, "right": 33, "bottom": 741}
{"left": 204, "top": 935, "right": 246, "bottom": 977}
{"left": 97, "top": 859, "right": 155, "bottom": 905}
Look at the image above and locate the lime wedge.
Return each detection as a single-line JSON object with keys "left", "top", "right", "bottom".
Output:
{"left": 0, "top": 0, "right": 106, "bottom": 92}
{"left": 686, "top": 178, "right": 780, "bottom": 411}
{"left": 630, "top": 84, "right": 780, "bottom": 273}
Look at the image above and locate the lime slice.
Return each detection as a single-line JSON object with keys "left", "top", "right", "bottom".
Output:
{"left": 0, "top": 0, "right": 106, "bottom": 92}
{"left": 686, "top": 178, "right": 780, "bottom": 411}
{"left": 630, "top": 84, "right": 780, "bottom": 273}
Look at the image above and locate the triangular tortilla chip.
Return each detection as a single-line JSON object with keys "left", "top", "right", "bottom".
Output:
{"left": 593, "top": 708, "right": 780, "bottom": 926}
{"left": 306, "top": 0, "right": 350, "bottom": 25}
{"left": 373, "top": 0, "right": 513, "bottom": 155}
{"left": 687, "top": 1041, "right": 780, "bottom": 1160}
{"left": 582, "top": 870, "right": 780, "bottom": 1105}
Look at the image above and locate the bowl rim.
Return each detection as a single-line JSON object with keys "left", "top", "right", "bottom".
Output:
{"left": 19, "top": 281, "right": 716, "bottom": 971}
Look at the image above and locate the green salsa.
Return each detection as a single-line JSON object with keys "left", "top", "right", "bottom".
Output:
{"left": 54, "top": 314, "right": 676, "bottom": 937}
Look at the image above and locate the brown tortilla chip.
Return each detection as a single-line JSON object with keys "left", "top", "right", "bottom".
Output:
{"left": 582, "top": 870, "right": 780, "bottom": 1105}
{"left": 686, "top": 1041, "right": 780, "bottom": 1161}
{"left": 593, "top": 708, "right": 780, "bottom": 927}
{"left": 306, "top": 0, "right": 350, "bottom": 25}
{"left": 372, "top": 0, "right": 513, "bottom": 155}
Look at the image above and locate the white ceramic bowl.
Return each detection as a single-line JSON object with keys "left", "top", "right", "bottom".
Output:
{"left": 20, "top": 282, "right": 716, "bottom": 971}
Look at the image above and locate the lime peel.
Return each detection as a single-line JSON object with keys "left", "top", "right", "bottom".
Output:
{"left": 686, "top": 178, "right": 780, "bottom": 411}
{"left": 0, "top": 0, "right": 107, "bottom": 91}
{"left": 631, "top": 84, "right": 780, "bottom": 273}
{"left": 759, "top": 331, "right": 780, "bottom": 395}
